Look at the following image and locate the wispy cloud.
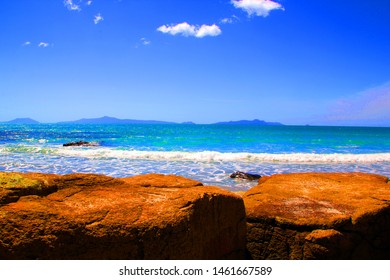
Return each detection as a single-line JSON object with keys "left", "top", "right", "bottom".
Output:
{"left": 38, "top": 42, "right": 49, "bottom": 48}
{"left": 220, "top": 15, "right": 240, "bottom": 24}
{"left": 231, "top": 0, "right": 284, "bottom": 17}
{"left": 326, "top": 82, "right": 390, "bottom": 125}
{"left": 87, "top": 0, "right": 92, "bottom": 5}
{"left": 94, "top": 13, "right": 104, "bottom": 24}
{"left": 22, "top": 41, "right": 52, "bottom": 48}
{"left": 135, "top": 38, "right": 151, "bottom": 48}
{"left": 140, "top": 38, "right": 151, "bottom": 45}
{"left": 157, "top": 22, "right": 222, "bottom": 38}
{"left": 64, "top": 0, "right": 81, "bottom": 11}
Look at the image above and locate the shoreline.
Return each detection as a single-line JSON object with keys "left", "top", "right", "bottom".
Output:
{"left": 0, "top": 158, "right": 390, "bottom": 191}
{"left": 1, "top": 152, "right": 390, "bottom": 191}
{"left": 1, "top": 123, "right": 390, "bottom": 190}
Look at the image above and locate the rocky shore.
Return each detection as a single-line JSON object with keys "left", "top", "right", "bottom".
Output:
{"left": 1, "top": 171, "right": 389, "bottom": 259}
{"left": 244, "top": 173, "right": 390, "bottom": 259}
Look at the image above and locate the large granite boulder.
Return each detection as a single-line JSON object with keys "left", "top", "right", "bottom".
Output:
{"left": 243, "top": 173, "right": 390, "bottom": 259}
{"left": 0, "top": 172, "right": 246, "bottom": 260}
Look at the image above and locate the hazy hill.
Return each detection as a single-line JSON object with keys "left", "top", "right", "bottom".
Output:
{"left": 213, "top": 119, "right": 283, "bottom": 126}
{"left": 3, "top": 118, "right": 40, "bottom": 124}
{"left": 57, "top": 116, "right": 176, "bottom": 125}
{"left": 2, "top": 116, "right": 284, "bottom": 126}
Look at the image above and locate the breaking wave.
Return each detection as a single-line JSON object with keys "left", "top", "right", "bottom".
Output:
{"left": 1, "top": 145, "right": 390, "bottom": 163}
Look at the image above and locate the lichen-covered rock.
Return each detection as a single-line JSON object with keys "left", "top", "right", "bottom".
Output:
{"left": 243, "top": 172, "right": 390, "bottom": 259}
{"left": 0, "top": 172, "right": 59, "bottom": 205}
{"left": 0, "top": 172, "right": 246, "bottom": 260}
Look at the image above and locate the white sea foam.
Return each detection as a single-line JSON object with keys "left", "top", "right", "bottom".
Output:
{"left": 1, "top": 145, "right": 390, "bottom": 163}
{"left": 69, "top": 150, "right": 390, "bottom": 163}
{"left": 2, "top": 145, "right": 390, "bottom": 191}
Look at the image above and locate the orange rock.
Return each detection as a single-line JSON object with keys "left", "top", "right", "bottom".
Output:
{"left": 243, "top": 172, "right": 390, "bottom": 259}
{"left": 0, "top": 172, "right": 246, "bottom": 260}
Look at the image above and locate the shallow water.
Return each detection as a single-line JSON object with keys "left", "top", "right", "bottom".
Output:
{"left": 1, "top": 123, "right": 389, "bottom": 190}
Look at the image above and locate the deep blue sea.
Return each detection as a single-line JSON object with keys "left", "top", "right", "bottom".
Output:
{"left": 1, "top": 123, "right": 390, "bottom": 190}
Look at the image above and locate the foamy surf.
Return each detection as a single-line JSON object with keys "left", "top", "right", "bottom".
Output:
{"left": 1, "top": 124, "right": 390, "bottom": 190}
{"left": 53, "top": 149, "right": 390, "bottom": 163}
{"left": 1, "top": 145, "right": 390, "bottom": 163}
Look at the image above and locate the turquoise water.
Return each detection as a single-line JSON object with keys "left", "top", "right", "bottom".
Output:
{"left": 1, "top": 123, "right": 390, "bottom": 190}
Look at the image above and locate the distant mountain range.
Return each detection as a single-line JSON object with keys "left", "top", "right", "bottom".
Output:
{"left": 57, "top": 116, "right": 177, "bottom": 125}
{"left": 214, "top": 119, "right": 283, "bottom": 126}
{"left": 1, "top": 116, "right": 283, "bottom": 126}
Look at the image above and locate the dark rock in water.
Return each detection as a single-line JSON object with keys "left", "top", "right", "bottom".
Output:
{"left": 63, "top": 141, "right": 98, "bottom": 147}
{"left": 230, "top": 171, "right": 261, "bottom": 181}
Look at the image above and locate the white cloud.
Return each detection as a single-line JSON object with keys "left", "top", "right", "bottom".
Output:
{"left": 326, "top": 82, "right": 390, "bottom": 126}
{"left": 87, "top": 1, "right": 93, "bottom": 5}
{"left": 157, "top": 22, "right": 196, "bottom": 37}
{"left": 64, "top": 0, "right": 81, "bottom": 11}
{"left": 38, "top": 42, "right": 49, "bottom": 47}
{"left": 22, "top": 41, "right": 31, "bottom": 46}
{"left": 94, "top": 13, "right": 104, "bottom": 24}
{"left": 157, "top": 22, "right": 221, "bottom": 38}
{"left": 195, "top": 24, "right": 222, "bottom": 38}
{"left": 231, "top": 0, "right": 284, "bottom": 17}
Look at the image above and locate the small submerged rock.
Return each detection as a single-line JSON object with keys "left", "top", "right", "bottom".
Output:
{"left": 63, "top": 141, "right": 99, "bottom": 147}
{"left": 230, "top": 171, "right": 261, "bottom": 181}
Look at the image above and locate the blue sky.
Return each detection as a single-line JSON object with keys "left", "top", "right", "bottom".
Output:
{"left": 1, "top": 0, "right": 390, "bottom": 126}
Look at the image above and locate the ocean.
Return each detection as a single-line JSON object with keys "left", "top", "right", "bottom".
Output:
{"left": 1, "top": 123, "right": 389, "bottom": 191}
